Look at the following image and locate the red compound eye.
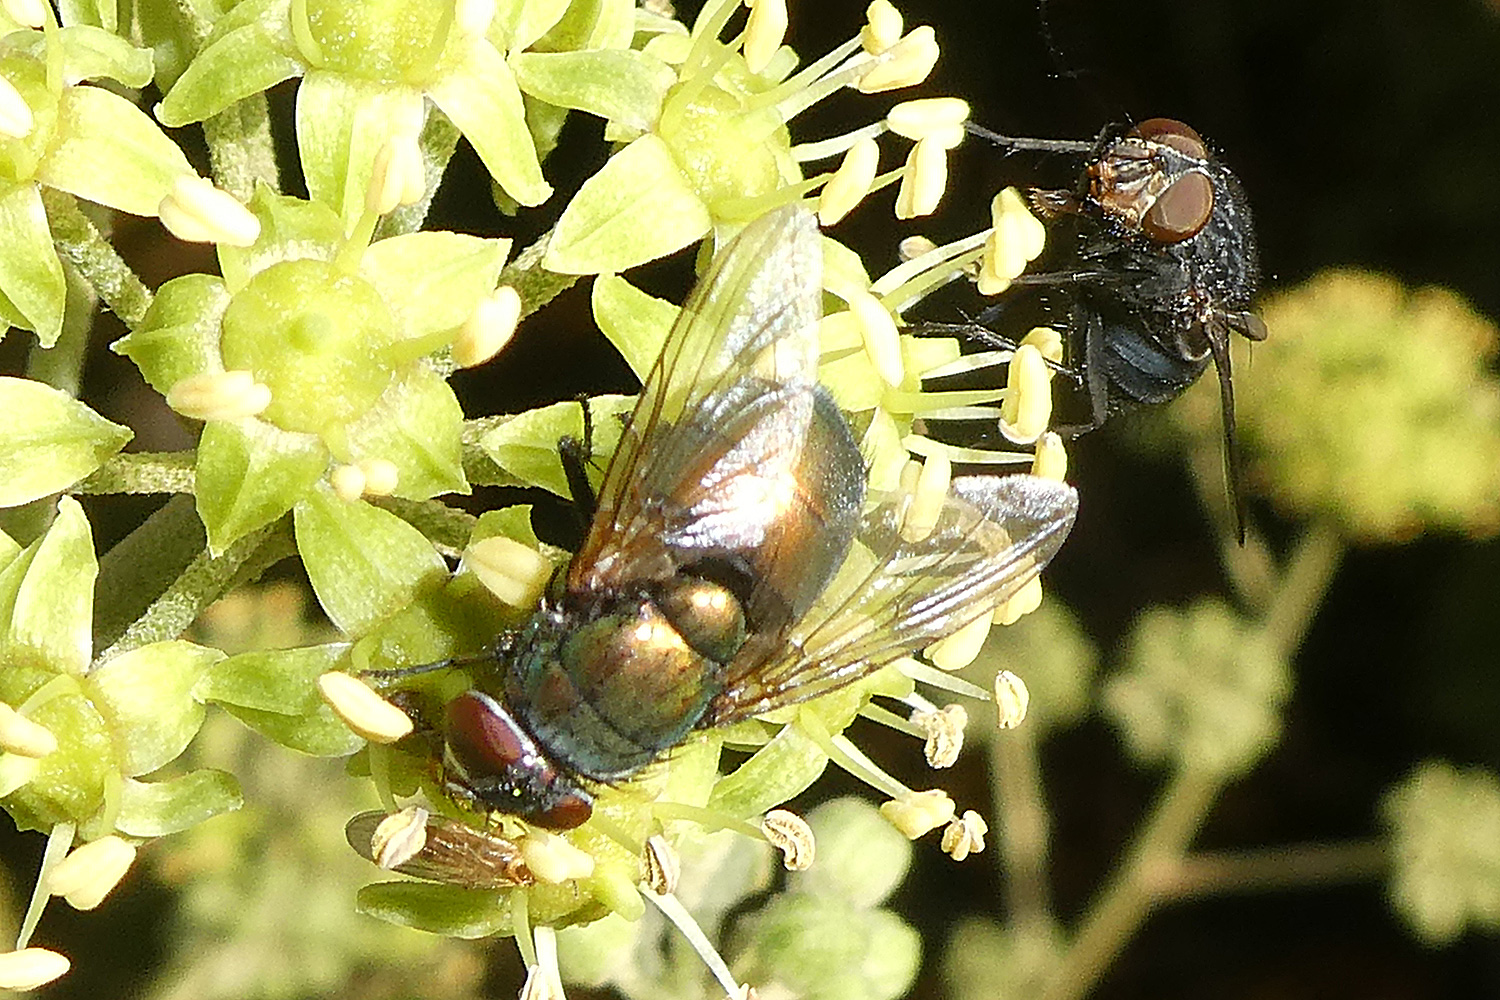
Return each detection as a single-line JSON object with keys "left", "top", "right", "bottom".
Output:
{"left": 1133, "top": 117, "right": 1207, "bottom": 158}
{"left": 1143, "top": 171, "right": 1214, "bottom": 243}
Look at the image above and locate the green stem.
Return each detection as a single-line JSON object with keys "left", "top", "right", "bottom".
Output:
{"left": 372, "top": 496, "right": 477, "bottom": 557}
{"left": 93, "top": 494, "right": 206, "bottom": 654}
{"left": 989, "top": 724, "right": 1054, "bottom": 927}
{"left": 204, "top": 96, "right": 280, "bottom": 201}
{"left": 1260, "top": 520, "right": 1343, "bottom": 659}
{"left": 1154, "top": 838, "right": 1389, "bottom": 901}
{"left": 25, "top": 260, "right": 93, "bottom": 395}
{"left": 1039, "top": 766, "right": 1223, "bottom": 1000}
{"left": 93, "top": 517, "right": 295, "bottom": 664}
{"left": 73, "top": 451, "right": 195, "bottom": 495}
{"left": 41, "top": 189, "right": 152, "bottom": 329}
{"left": 497, "top": 227, "right": 579, "bottom": 321}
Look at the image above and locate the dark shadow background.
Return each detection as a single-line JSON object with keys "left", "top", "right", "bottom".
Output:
{"left": 5, "top": 1, "right": 1500, "bottom": 998}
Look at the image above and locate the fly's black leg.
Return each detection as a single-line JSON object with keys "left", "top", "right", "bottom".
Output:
{"left": 558, "top": 397, "right": 598, "bottom": 547}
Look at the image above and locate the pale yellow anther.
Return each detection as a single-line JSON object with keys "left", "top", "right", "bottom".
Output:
{"left": 886, "top": 98, "right": 970, "bottom": 143}
{"left": 466, "top": 536, "right": 552, "bottom": 608}
{"left": 2, "top": 0, "right": 47, "bottom": 28}
{"left": 0, "top": 74, "right": 33, "bottom": 138}
{"left": 901, "top": 449, "right": 950, "bottom": 542}
{"left": 0, "top": 948, "right": 70, "bottom": 991}
{"left": 1021, "top": 326, "right": 1064, "bottom": 364}
{"left": 1031, "top": 432, "right": 1068, "bottom": 481}
{"left": 368, "top": 132, "right": 426, "bottom": 216}
{"left": 359, "top": 458, "right": 400, "bottom": 497}
{"left": 166, "top": 370, "right": 272, "bottom": 422}
{"left": 453, "top": 285, "right": 522, "bottom": 368}
{"left": 999, "top": 343, "right": 1052, "bottom": 444}
{"left": 0, "top": 753, "right": 40, "bottom": 797}
{"left": 518, "top": 829, "right": 595, "bottom": 884}
{"left": 818, "top": 136, "right": 879, "bottom": 226}
{"left": 159, "top": 175, "right": 261, "bottom": 247}
{"left": 894, "top": 136, "right": 947, "bottom": 219}
{"left": 898, "top": 235, "right": 937, "bottom": 261}
{"left": 979, "top": 187, "right": 1047, "bottom": 295}
{"left": 330, "top": 464, "right": 367, "bottom": 502}
{"left": 761, "top": 809, "right": 815, "bottom": 871}
{"left": 370, "top": 806, "right": 429, "bottom": 870}
{"left": 940, "top": 810, "right": 988, "bottom": 861}
{"left": 454, "top": 0, "right": 496, "bottom": 37}
{"left": 317, "top": 671, "right": 415, "bottom": 744}
{"left": 0, "top": 702, "right": 55, "bottom": 758}
{"left": 879, "top": 788, "right": 956, "bottom": 839}
{"left": 912, "top": 703, "right": 967, "bottom": 768}
{"left": 924, "top": 612, "right": 990, "bottom": 670}
{"left": 861, "top": 0, "right": 903, "bottom": 54}
{"left": 857, "top": 25, "right": 938, "bottom": 93}
{"left": 742, "top": 0, "right": 788, "bottom": 74}
{"left": 642, "top": 834, "right": 680, "bottom": 895}
{"left": 992, "top": 668, "right": 1031, "bottom": 728}
{"left": 840, "top": 287, "right": 904, "bottom": 387}
{"left": 47, "top": 836, "right": 136, "bottom": 911}
{"left": 993, "top": 576, "right": 1044, "bottom": 627}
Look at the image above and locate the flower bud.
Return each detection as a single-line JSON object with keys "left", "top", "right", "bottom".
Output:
{"left": 359, "top": 458, "right": 400, "bottom": 497}
{"left": 518, "top": 829, "right": 595, "bottom": 884}
{"left": 0, "top": 74, "right": 34, "bottom": 139}
{"left": 2, "top": 0, "right": 47, "bottom": 29}
{"left": 453, "top": 286, "right": 521, "bottom": 368}
{"left": 0, "top": 948, "right": 70, "bottom": 991}
{"left": 367, "top": 132, "right": 426, "bottom": 216}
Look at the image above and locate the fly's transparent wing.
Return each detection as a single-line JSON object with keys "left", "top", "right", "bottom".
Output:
{"left": 345, "top": 811, "right": 535, "bottom": 889}
{"left": 706, "top": 475, "right": 1078, "bottom": 726}
{"left": 568, "top": 206, "right": 835, "bottom": 598}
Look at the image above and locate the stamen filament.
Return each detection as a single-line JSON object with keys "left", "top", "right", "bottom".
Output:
{"left": 893, "top": 657, "right": 992, "bottom": 700}
{"left": 17, "top": 822, "right": 71, "bottom": 950}
{"left": 791, "top": 121, "right": 886, "bottom": 163}
{"left": 643, "top": 890, "right": 741, "bottom": 997}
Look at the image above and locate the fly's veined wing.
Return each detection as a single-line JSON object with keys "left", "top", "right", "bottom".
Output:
{"left": 345, "top": 811, "right": 535, "bottom": 889}
{"left": 705, "top": 474, "right": 1078, "bottom": 726}
{"left": 568, "top": 206, "right": 834, "bottom": 598}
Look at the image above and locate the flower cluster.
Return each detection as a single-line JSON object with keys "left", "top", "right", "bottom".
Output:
{"left": 0, "top": 0, "right": 1080, "bottom": 996}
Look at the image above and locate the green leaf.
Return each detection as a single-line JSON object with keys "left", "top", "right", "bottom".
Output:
{"left": 36, "top": 85, "right": 195, "bottom": 217}
{"left": 428, "top": 38, "right": 551, "bottom": 208}
{"left": 155, "top": 0, "right": 302, "bottom": 128}
{"left": 293, "top": 486, "right": 448, "bottom": 635}
{"left": 361, "top": 231, "right": 510, "bottom": 340}
{"left": 6, "top": 26, "right": 153, "bottom": 86}
{"left": 5, "top": 496, "right": 95, "bottom": 676}
{"left": 84, "top": 641, "right": 221, "bottom": 776}
{"left": 543, "top": 134, "right": 709, "bottom": 274}
{"left": 355, "top": 881, "right": 514, "bottom": 938}
{"left": 0, "top": 377, "right": 132, "bottom": 506}
{"left": 0, "top": 182, "right": 65, "bottom": 346}
{"left": 343, "top": 366, "right": 468, "bottom": 500}
{"left": 111, "top": 274, "right": 232, "bottom": 394}
{"left": 195, "top": 419, "right": 329, "bottom": 555}
{"left": 295, "top": 71, "right": 424, "bottom": 225}
{"left": 115, "top": 769, "right": 243, "bottom": 837}
{"left": 511, "top": 49, "right": 673, "bottom": 131}
{"left": 591, "top": 274, "right": 677, "bottom": 380}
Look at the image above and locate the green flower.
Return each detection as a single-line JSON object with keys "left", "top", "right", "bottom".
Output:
{"left": 156, "top": 0, "right": 576, "bottom": 225}
{"left": 0, "top": 498, "right": 238, "bottom": 840}
{"left": 113, "top": 189, "right": 509, "bottom": 554}
{"left": 0, "top": 18, "right": 192, "bottom": 345}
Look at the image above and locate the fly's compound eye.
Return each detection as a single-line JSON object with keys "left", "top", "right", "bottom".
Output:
{"left": 1132, "top": 117, "right": 1208, "bottom": 159}
{"left": 1142, "top": 170, "right": 1214, "bottom": 244}
{"left": 531, "top": 791, "right": 593, "bottom": 830}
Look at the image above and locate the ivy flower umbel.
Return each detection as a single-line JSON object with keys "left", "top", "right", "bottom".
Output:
{"left": 113, "top": 188, "right": 514, "bottom": 554}
{"left": 157, "top": 0, "right": 563, "bottom": 228}
{"left": 538, "top": 0, "right": 955, "bottom": 274}
{"left": 0, "top": 10, "right": 211, "bottom": 345}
